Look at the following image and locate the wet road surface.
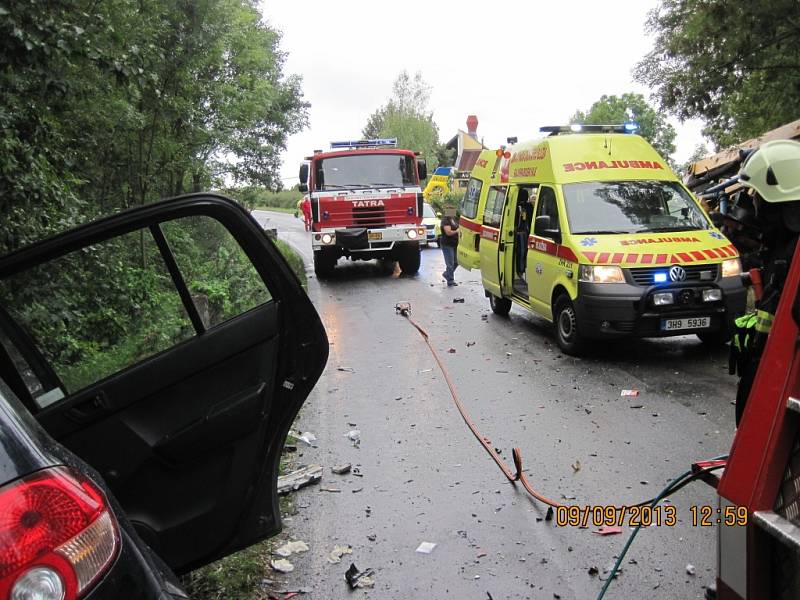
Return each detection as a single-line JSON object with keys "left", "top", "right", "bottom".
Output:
{"left": 254, "top": 210, "right": 737, "bottom": 599}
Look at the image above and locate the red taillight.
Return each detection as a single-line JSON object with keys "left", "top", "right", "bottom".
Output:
{"left": 0, "top": 467, "right": 119, "bottom": 600}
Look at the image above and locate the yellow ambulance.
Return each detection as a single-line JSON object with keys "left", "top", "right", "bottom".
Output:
{"left": 458, "top": 124, "right": 747, "bottom": 354}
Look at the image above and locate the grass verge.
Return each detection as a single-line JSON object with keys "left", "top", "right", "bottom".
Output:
{"left": 274, "top": 238, "right": 307, "bottom": 288}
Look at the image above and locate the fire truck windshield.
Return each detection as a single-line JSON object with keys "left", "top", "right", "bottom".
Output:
{"left": 314, "top": 153, "right": 416, "bottom": 191}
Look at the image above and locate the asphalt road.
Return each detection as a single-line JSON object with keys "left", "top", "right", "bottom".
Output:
{"left": 253, "top": 210, "right": 738, "bottom": 600}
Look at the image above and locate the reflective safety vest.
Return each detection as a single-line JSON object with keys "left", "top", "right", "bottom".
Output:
{"left": 730, "top": 313, "right": 759, "bottom": 376}
{"left": 754, "top": 308, "right": 774, "bottom": 334}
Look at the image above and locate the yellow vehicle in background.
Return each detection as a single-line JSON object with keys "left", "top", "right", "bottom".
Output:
{"left": 423, "top": 166, "right": 470, "bottom": 200}
{"left": 458, "top": 124, "right": 747, "bottom": 354}
{"left": 421, "top": 202, "right": 440, "bottom": 246}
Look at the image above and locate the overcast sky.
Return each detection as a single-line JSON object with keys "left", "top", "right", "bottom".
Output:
{"left": 259, "top": 0, "right": 706, "bottom": 185}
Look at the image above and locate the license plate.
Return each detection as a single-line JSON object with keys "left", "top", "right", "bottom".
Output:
{"left": 368, "top": 232, "right": 382, "bottom": 240}
{"left": 660, "top": 317, "right": 711, "bottom": 331}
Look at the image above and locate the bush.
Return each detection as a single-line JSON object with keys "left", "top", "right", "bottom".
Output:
{"left": 224, "top": 187, "right": 303, "bottom": 210}
{"left": 274, "top": 239, "right": 307, "bottom": 288}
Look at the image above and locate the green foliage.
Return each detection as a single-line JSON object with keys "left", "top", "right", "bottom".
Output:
{"left": 225, "top": 186, "right": 303, "bottom": 210}
{"left": 429, "top": 190, "right": 465, "bottom": 215}
{"left": 570, "top": 93, "right": 677, "bottom": 160}
{"left": 362, "top": 70, "right": 441, "bottom": 175}
{"left": 634, "top": 0, "right": 800, "bottom": 148}
{"left": 274, "top": 239, "right": 306, "bottom": 288}
{"left": 0, "top": 0, "right": 308, "bottom": 254}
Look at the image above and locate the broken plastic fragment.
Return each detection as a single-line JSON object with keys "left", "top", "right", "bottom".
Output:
{"left": 416, "top": 541, "right": 437, "bottom": 554}
{"left": 275, "top": 540, "right": 309, "bottom": 558}
{"left": 327, "top": 544, "right": 353, "bottom": 564}
{"left": 344, "top": 563, "right": 375, "bottom": 589}
{"left": 621, "top": 389, "right": 640, "bottom": 397}
{"left": 686, "top": 564, "right": 696, "bottom": 576}
{"left": 270, "top": 559, "right": 294, "bottom": 573}
{"left": 297, "top": 431, "right": 317, "bottom": 445}
{"left": 331, "top": 463, "right": 352, "bottom": 475}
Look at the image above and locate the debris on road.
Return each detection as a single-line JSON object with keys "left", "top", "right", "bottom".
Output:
{"left": 466, "top": 341, "right": 476, "bottom": 347}
{"left": 686, "top": 564, "right": 696, "bottom": 576}
{"left": 344, "top": 563, "right": 375, "bottom": 589}
{"left": 453, "top": 297, "right": 465, "bottom": 303}
{"left": 319, "top": 487, "right": 341, "bottom": 493}
{"left": 344, "top": 430, "right": 361, "bottom": 447}
{"left": 593, "top": 526, "right": 623, "bottom": 536}
{"left": 275, "top": 540, "right": 309, "bottom": 558}
{"left": 415, "top": 541, "right": 437, "bottom": 554}
{"left": 270, "top": 559, "right": 294, "bottom": 573}
{"left": 277, "top": 465, "right": 322, "bottom": 495}
{"left": 448, "top": 347, "right": 457, "bottom": 353}
{"left": 545, "top": 507, "right": 554, "bottom": 521}
{"left": 291, "top": 431, "right": 317, "bottom": 446}
{"left": 352, "top": 467, "right": 363, "bottom": 477}
{"left": 588, "top": 566, "right": 599, "bottom": 577}
{"left": 328, "top": 545, "right": 353, "bottom": 564}
{"left": 571, "top": 460, "right": 582, "bottom": 473}
{"left": 352, "top": 487, "right": 363, "bottom": 493}
{"left": 337, "top": 366, "right": 355, "bottom": 373}
{"left": 331, "top": 463, "right": 352, "bottom": 475}
{"left": 621, "top": 389, "right": 640, "bottom": 397}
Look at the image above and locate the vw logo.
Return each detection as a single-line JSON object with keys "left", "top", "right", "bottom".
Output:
{"left": 669, "top": 265, "right": 686, "bottom": 282}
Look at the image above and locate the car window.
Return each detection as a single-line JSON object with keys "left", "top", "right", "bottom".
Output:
{"left": 160, "top": 216, "right": 272, "bottom": 329}
{"left": 0, "top": 216, "right": 274, "bottom": 399}
{"left": 422, "top": 204, "right": 436, "bottom": 218}
{"left": 0, "top": 230, "right": 195, "bottom": 395}
{"left": 534, "top": 186, "right": 560, "bottom": 236}
{"left": 483, "top": 187, "right": 507, "bottom": 229}
{"left": 461, "top": 177, "right": 483, "bottom": 219}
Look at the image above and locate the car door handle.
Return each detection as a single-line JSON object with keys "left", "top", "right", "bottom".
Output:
{"left": 66, "top": 392, "right": 108, "bottom": 424}
{"left": 498, "top": 242, "right": 505, "bottom": 251}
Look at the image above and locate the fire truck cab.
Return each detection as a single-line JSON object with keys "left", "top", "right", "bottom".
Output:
{"left": 298, "top": 139, "right": 427, "bottom": 278}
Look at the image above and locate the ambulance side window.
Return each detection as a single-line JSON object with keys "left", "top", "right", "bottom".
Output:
{"left": 483, "top": 187, "right": 507, "bottom": 228}
{"left": 534, "top": 187, "right": 560, "bottom": 237}
{"left": 461, "top": 178, "right": 483, "bottom": 219}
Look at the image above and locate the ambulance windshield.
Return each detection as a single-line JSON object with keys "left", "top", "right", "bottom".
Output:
{"left": 315, "top": 153, "right": 417, "bottom": 190}
{"left": 563, "top": 181, "right": 710, "bottom": 235}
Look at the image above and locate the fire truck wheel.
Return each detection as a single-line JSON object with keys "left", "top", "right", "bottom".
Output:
{"left": 553, "top": 294, "right": 586, "bottom": 355}
{"left": 313, "top": 250, "right": 337, "bottom": 278}
{"left": 397, "top": 244, "right": 421, "bottom": 275}
{"left": 489, "top": 294, "right": 511, "bottom": 316}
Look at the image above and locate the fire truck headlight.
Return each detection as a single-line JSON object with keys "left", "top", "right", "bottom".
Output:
{"left": 321, "top": 233, "right": 334, "bottom": 245}
{"left": 406, "top": 229, "right": 419, "bottom": 240}
{"left": 721, "top": 258, "right": 741, "bottom": 278}
{"left": 578, "top": 265, "right": 625, "bottom": 283}
{"left": 703, "top": 288, "right": 723, "bottom": 302}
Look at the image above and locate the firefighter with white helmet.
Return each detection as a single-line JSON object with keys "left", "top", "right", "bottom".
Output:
{"left": 730, "top": 139, "right": 800, "bottom": 422}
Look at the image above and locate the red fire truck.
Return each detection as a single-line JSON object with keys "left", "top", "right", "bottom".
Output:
{"left": 298, "top": 138, "right": 428, "bottom": 278}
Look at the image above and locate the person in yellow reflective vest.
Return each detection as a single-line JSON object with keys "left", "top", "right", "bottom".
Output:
{"left": 732, "top": 140, "right": 800, "bottom": 423}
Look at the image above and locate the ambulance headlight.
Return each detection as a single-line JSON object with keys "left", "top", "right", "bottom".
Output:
{"left": 406, "top": 229, "right": 419, "bottom": 240}
{"left": 721, "top": 258, "right": 742, "bottom": 278}
{"left": 578, "top": 265, "right": 625, "bottom": 284}
{"left": 321, "top": 233, "right": 334, "bottom": 245}
{"left": 653, "top": 292, "right": 674, "bottom": 306}
{"left": 703, "top": 289, "right": 723, "bottom": 302}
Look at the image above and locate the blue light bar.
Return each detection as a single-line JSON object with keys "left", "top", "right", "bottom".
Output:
{"left": 623, "top": 121, "right": 640, "bottom": 133}
{"left": 653, "top": 272, "right": 667, "bottom": 283}
{"left": 330, "top": 138, "right": 398, "bottom": 150}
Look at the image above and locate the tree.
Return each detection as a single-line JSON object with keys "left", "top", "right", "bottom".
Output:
{"left": 570, "top": 93, "right": 677, "bottom": 159}
{"left": 678, "top": 143, "right": 712, "bottom": 178}
{"left": 0, "top": 0, "right": 308, "bottom": 253}
{"left": 634, "top": 0, "right": 800, "bottom": 148}
{"left": 362, "top": 70, "right": 440, "bottom": 174}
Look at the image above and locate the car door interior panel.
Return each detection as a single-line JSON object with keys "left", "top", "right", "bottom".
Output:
{"left": 0, "top": 194, "right": 329, "bottom": 574}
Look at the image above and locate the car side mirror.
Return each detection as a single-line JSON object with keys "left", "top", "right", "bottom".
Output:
{"left": 417, "top": 160, "right": 427, "bottom": 181}
{"left": 299, "top": 163, "right": 309, "bottom": 184}
{"left": 298, "top": 184, "right": 308, "bottom": 193}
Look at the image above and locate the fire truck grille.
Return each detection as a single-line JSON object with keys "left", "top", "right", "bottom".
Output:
{"left": 628, "top": 264, "right": 718, "bottom": 286}
{"left": 352, "top": 206, "right": 386, "bottom": 228}
{"left": 774, "top": 430, "right": 800, "bottom": 526}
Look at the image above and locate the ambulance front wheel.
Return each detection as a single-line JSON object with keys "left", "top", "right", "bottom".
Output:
{"left": 489, "top": 294, "right": 511, "bottom": 316}
{"left": 553, "top": 294, "right": 586, "bottom": 355}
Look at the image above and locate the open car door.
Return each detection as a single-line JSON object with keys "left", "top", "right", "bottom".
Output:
{"left": 0, "top": 194, "right": 328, "bottom": 573}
